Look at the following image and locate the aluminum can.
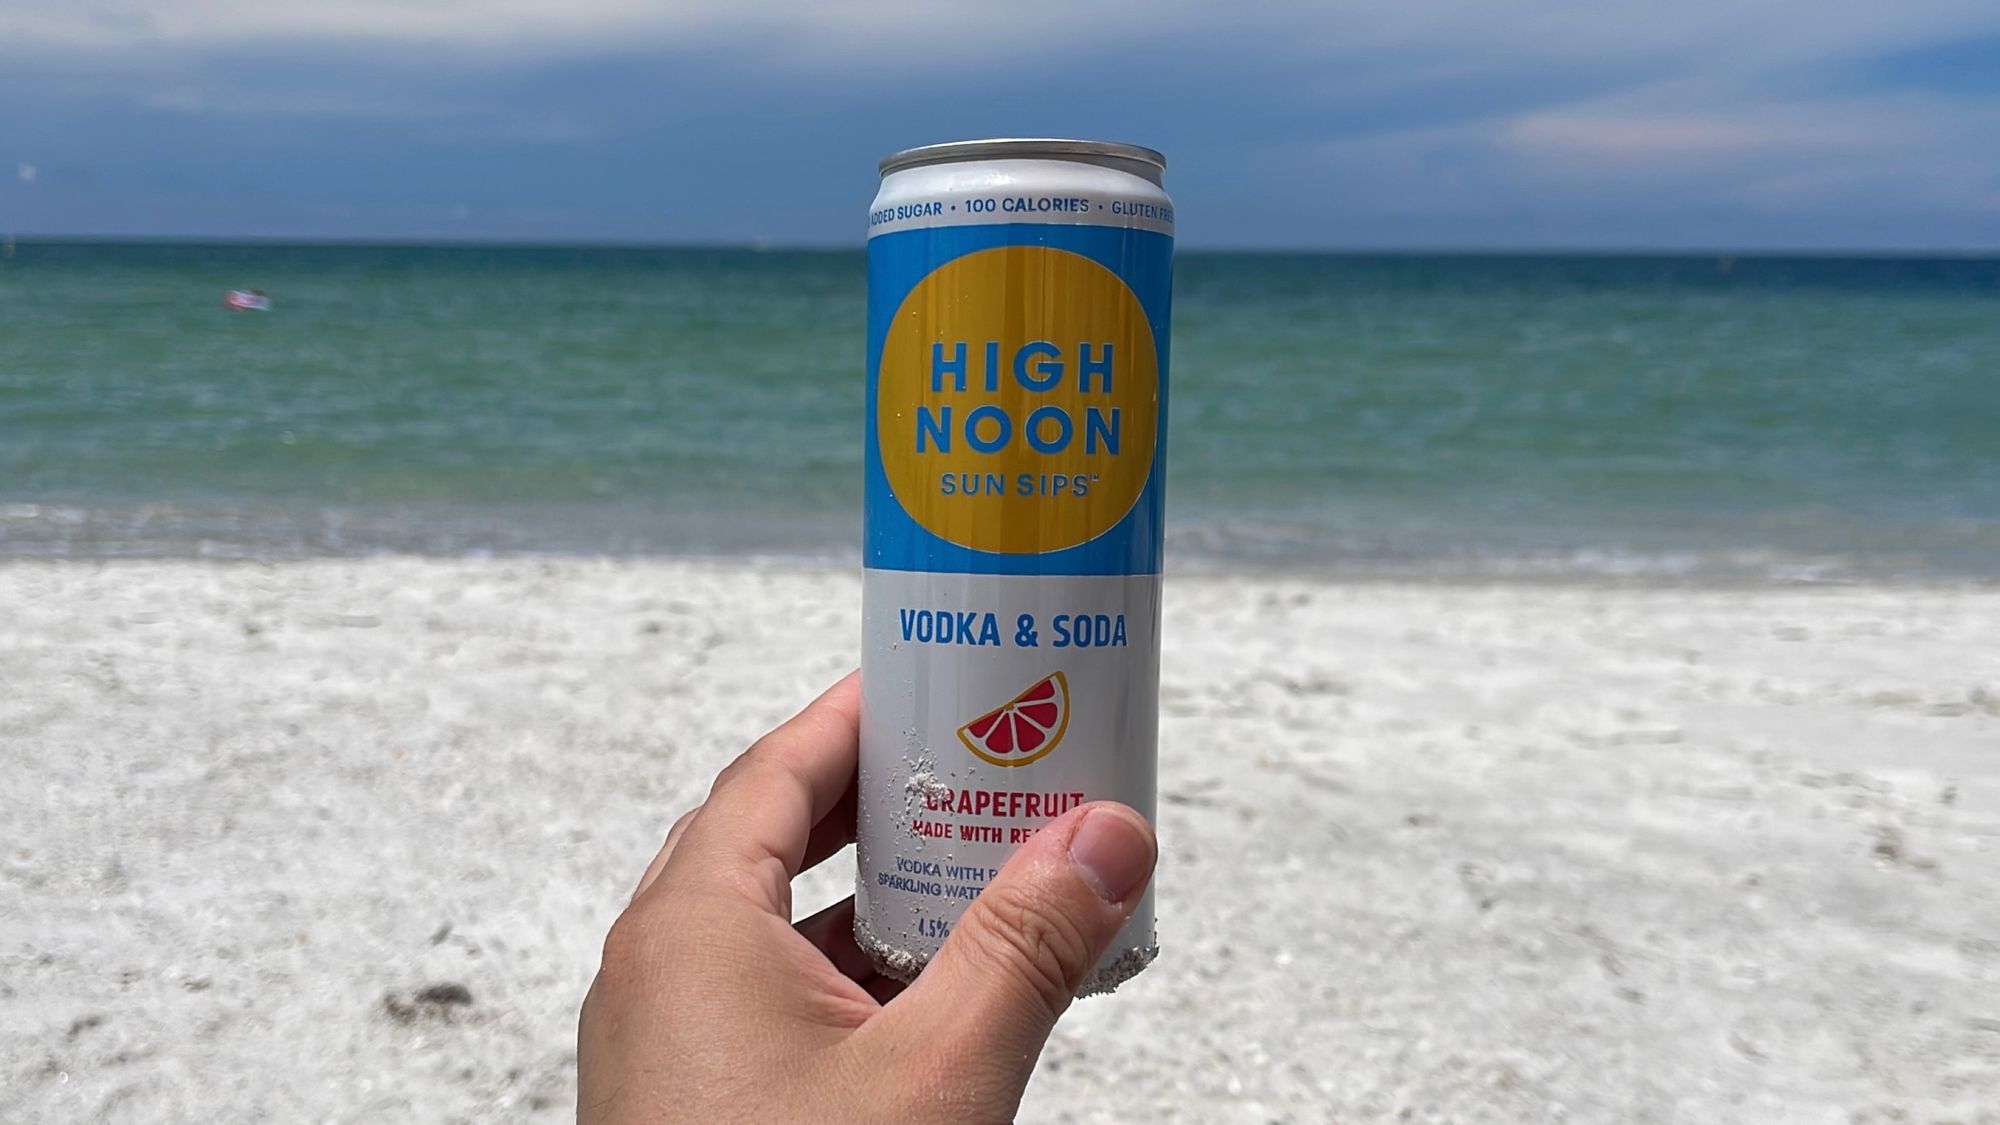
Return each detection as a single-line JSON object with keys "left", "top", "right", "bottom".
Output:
{"left": 857, "top": 139, "right": 1174, "bottom": 993}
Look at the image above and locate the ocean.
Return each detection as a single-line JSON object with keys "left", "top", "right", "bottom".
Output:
{"left": 2, "top": 241, "right": 1996, "bottom": 580}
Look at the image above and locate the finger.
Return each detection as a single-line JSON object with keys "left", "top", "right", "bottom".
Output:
{"left": 799, "top": 778, "right": 858, "bottom": 874}
{"left": 872, "top": 802, "right": 1155, "bottom": 1078}
{"left": 670, "top": 670, "right": 861, "bottom": 914}
{"left": 631, "top": 762, "right": 856, "bottom": 909}
{"left": 629, "top": 806, "right": 700, "bottom": 903}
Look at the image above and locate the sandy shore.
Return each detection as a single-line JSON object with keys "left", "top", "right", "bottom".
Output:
{"left": 2, "top": 559, "right": 1996, "bottom": 1123}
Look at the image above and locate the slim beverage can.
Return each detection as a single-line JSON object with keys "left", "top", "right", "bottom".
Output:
{"left": 856, "top": 139, "right": 1174, "bottom": 993}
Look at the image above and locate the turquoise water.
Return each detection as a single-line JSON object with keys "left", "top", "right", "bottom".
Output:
{"left": 2, "top": 241, "right": 1997, "bottom": 579}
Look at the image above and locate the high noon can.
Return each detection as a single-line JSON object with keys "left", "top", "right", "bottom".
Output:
{"left": 856, "top": 139, "right": 1173, "bottom": 993}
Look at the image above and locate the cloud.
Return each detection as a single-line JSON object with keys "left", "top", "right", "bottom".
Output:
{"left": 0, "top": 0, "right": 1203, "bottom": 57}
{"left": 10, "top": 2, "right": 1992, "bottom": 68}
{"left": 1502, "top": 114, "right": 1860, "bottom": 165}
{"left": 140, "top": 86, "right": 483, "bottom": 121}
{"left": 16, "top": 163, "right": 34, "bottom": 183}
{"left": 2, "top": 1, "right": 717, "bottom": 50}
{"left": 1285, "top": 81, "right": 2000, "bottom": 249}
{"left": 3, "top": 1, "right": 1998, "bottom": 246}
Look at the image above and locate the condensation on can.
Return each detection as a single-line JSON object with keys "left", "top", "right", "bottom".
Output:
{"left": 857, "top": 139, "right": 1174, "bottom": 994}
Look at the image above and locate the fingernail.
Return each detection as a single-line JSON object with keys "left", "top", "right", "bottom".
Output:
{"left": 1068, "top": 807, "right": 1156, "bottom": 904}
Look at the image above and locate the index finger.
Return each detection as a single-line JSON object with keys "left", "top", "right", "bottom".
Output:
{"left": 662, "top": 670, "right": 860, "bottom": 915}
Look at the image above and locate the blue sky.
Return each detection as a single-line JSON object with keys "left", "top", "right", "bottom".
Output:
{"left": 3, "top": 2, "right": 1998, "bottom": 249}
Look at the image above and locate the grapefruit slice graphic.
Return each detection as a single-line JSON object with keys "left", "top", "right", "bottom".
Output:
{"left": 957, "top": 671, "right": 1069, "bottom": 768}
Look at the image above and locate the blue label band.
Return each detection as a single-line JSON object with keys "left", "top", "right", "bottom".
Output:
{"left": 866, "top": 223, "right": 1174, "bottom": 576}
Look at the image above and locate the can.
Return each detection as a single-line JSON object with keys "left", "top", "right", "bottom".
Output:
{"left": 856, "top": 138, "right": 1174, "bottom": 994}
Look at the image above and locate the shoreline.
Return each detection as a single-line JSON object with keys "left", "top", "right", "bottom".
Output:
{"left": 3, "top": 550, "right": 1997, "bottom": 593}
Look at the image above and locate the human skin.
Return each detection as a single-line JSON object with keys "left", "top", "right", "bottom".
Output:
{"left": 577, "top": 671, "right": 1158, "bottom": 1125}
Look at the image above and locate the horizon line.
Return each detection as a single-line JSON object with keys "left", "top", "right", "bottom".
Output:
{"left": 6, "top": 233, "right": 2000, "bottom": 260}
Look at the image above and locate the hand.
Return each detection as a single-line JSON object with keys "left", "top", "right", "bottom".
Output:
{"left": 578, "top": 671, "right": 1158, "bottom": 1125}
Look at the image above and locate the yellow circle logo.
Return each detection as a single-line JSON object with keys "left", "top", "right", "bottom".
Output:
{"left": 877, "top": 246, "right": 1159, "bottom": 555}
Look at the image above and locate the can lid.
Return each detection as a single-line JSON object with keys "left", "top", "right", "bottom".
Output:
{"left": 878, "top": 138, "right": 1167, "bottom": 179}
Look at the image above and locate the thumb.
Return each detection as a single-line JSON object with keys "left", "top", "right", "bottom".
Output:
{"left": 883, "top": 802, "right": 1156, "bottom": 1069}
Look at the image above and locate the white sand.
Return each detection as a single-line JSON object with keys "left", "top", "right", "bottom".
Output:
{"left": 3, "top": 559, "right": 1997, "bottom": 1123}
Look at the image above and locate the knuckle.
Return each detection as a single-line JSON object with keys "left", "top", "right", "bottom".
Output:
{"left": 963, "top": 882, "right": 1094, "bottom": 1011}
{"left": 595, "top": 902, "right": 688, "bottom": 990}
{"left": 662, "top": 806, "right": 699, "bottom": 846}
{"left": 596, "top": 908, "right": 657, "bottom": 979}
{"left": 712, "top": 748, "right": 801, "bottom": 803}
{"left": 707, "top": 751, "right": 762, "bottom": 797}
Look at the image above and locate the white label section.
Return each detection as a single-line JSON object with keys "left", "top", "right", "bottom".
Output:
{"left": 867, "top": 159, "right": 1175, "bottom": 238}
{"left": 856, "top": 568, "right": 1160, "bottom": 974}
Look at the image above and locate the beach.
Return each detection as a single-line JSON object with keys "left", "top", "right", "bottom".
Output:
{"left": 4, "top": 558, "right": 1995, "bottom": 1122}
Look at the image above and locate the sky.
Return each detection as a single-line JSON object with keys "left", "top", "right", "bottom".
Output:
{"left": 2, "top": 1, "right": 1998, "bottom": 250}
